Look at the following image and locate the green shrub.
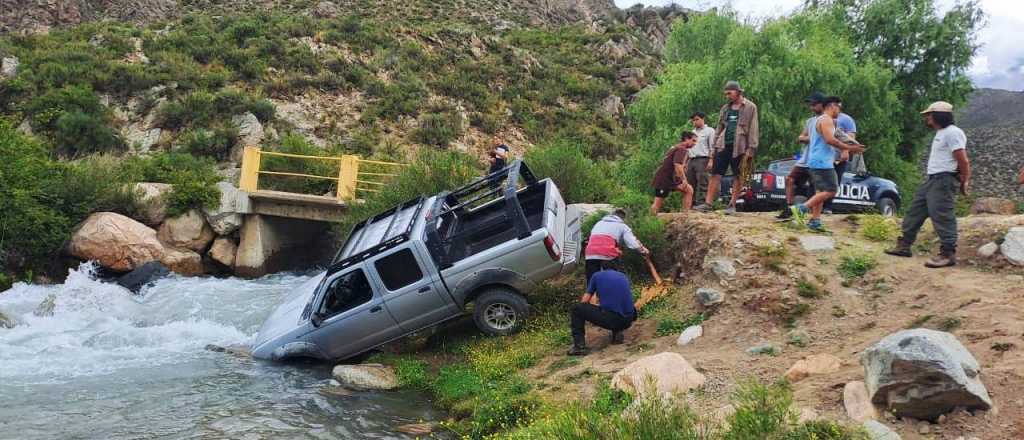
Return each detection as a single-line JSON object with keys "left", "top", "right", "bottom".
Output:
{"left": 182, "top": 126, "right": 238, "bottom": 160}
{"left": 525, "top": 140, "right": 615, "bottom": 204}
{"left": 412, "top": 111, "right": 463, "bottom": 147}
{"left": 52, "top": 110, "right": 125, "bottom": 156}
{"left": 393, "top": 357, "right": 430, "bottom": 389}
{"left": 837, "top": 252, "right": 878, "bottom": 279}
{"left": 363, "top": 74, "right": 427, "bottom": 121}
{"left": 656, "top": 313, "right": 705, "bottom": 337}
{"left": 859, "top": 214, "right": 899, "bottom": 242}
{"left": 796, "top": 278, "right": 825, "bottom": 299}
{"left": 121, "top": 151, "right": 221, "bottom": 216}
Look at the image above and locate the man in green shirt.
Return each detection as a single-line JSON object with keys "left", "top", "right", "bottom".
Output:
{"left": 696, "top": 80, "right": 760, "bottom": 214}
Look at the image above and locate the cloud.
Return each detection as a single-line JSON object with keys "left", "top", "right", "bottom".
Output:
{"left": 616, "top": 0, "right": 1024, "bottom": 91}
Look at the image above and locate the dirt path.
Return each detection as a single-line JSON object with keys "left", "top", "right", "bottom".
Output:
{"left": 528, "top": 212, "right": 1024, "bottom": 440}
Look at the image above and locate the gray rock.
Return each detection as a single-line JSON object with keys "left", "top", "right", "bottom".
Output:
{"left": 861, "top": 329, "right": 992, "bottom": 420}
{"left": 676, "top": 325, "right": 702, "bottom": 346}
{"left": 703, "top": 257, "right": 736, "bottom": 279}
{"left": 1, "top": 56, "right": 18, "bottom": 78}
{"left": 202, "top": 182, "right": 245, "bottom": 235}
{"left": 115, "top": 261, "right": 170, "bottom": 293}
{"left": 126, "top": 127, "right": 161, "bottom": 154}
{"left": 132, "top": 182, "right": 173, "bottom": 226}
{"left": 976, "top": 242, "right": 999, "bottom": 258}
{"left": 332, "top": 364, "right": 399, "bottom": 391}
{"left": 33, "top": 294, "right": 56, "bottom": 317}
{"left": 798, "top": 235, "right": 835, "bottom": 252}
{"left": 695, "top": 288, "right": 724, "bottom": 307}
{"left": 312, "top": 1, "right": 341, "bottom": 18}
{"left": 1000, "top": 226, "right": 1024, "bottom": 266}
{"left": 158, "top": 210, "right": 215, "bottom": 252}
{"left": 747, "top": 342, "right": 780, "bottom": 356}
{"left": 863, "top": 420, "right": 901, "bottom": 440}
{"left": 600, "top": 95, "right": 624, "bottom": 117}
{"left": 16, "top": 119, "right": 32, "bottom": 135}
{"left": 0, "top": 310, "right": 15, "bottom": 329}
{"left": 230, "top": 112, "right": 265, "bottom": 162}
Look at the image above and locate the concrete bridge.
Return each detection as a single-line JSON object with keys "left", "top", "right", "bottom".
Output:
{"left": 230, "top": 147, "right": 403, "bottom": 277}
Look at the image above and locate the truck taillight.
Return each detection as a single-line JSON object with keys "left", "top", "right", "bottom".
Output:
{"left": 762, "top": 173, "right": 775, "bottom": 189}
{"left": 543, "top": 235, "right": 560, "bottom": 261}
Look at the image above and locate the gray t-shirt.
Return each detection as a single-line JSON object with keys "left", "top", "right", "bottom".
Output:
{"left": 690, "top": 125, "right": 716, "bottom": 158}
{"left": 926, "top": 125, "right": 966, "bottom": 175}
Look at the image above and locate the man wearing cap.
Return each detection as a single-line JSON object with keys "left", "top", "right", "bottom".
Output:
{"left": 777, "top": 92, "right": 825, "bottom": 221}
{"left": 885, "top": 101, "right": 970, "bottom": 268}
{"left": 697, "top": 80, "right": 759, "bottom": 214}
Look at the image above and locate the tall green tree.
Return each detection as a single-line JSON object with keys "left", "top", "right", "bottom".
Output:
{"left": 628, "top": 12, "right": 913, "bottom": 189}
{"left": 808, "top": 0, "right": 985, "bottom": 159}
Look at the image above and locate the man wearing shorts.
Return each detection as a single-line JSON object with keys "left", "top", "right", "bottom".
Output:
{"left": 650, "top": 132, "right": 697, "bottom": 215}
{"left": 791, "top": 96, "right": 865, "bottom": 232}
{"left": 696, "top": 80, "right": 759, "bottom": 214}
{"left": 777, "top": 92, "right": 824, "bottom": 220}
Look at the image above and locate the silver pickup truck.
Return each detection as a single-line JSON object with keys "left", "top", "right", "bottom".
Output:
{"left": 251, "top": 161, "right": 583, "bottom": 361}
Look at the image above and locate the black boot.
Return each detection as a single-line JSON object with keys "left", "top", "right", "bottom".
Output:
{"left": 610, "top": 330, "right": 625, "bottom": 345}
{"left": 568, "top": 334, "right": 589, "bottom": 356}
{"left": 884, "top": 238, "right": 913, "bottom": 257}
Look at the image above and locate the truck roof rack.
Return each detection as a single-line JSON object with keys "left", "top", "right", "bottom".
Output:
{"left": 327, "top": 196, "right": 426, "bottom": 275}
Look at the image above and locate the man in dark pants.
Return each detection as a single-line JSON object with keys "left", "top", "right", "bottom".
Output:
{"left": 687, "top": 112, "right": 715, "bottom": 203}
{"left": 778, "top": 92, "right": 825, "bottom": 221}
{"left": 886, "top": 101, "right": 970, "bottom": 268}
{"left": 568, "top": 263, "right": 636, "bottom": 356}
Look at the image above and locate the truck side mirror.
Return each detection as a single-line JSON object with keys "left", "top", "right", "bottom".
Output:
{"left": 311, "top": 312, "right": 324, "bottom": 328}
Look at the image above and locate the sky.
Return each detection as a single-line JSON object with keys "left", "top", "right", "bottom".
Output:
{"left": 613, "top": 0, "right": 1024, "bottom": 91}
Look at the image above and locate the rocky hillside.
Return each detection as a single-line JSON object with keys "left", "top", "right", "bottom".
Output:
{"left": 954, "top": 88, "right": 1024, "bottom": 200}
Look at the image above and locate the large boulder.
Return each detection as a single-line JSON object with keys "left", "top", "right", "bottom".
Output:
{"left": 159, "top": 247, "right": 204, "bottom": 276}
{"left": 115, "top": 261, "right": 171, "bottom": 293}
{"left": 202, "top": 182, "right": 245, "bottom": 236}
{"left": 209, "top": 237, "right": 237, "bottom": 268}
{"left": 784, "top": 353, "right": 842, "bottom": 382}
{"left": 611, "top": 352, "right": 705, "bottom": 398}
{"left": 331, "top": 364, "right": 399, "bottom": 391}
{"left": 68, "top": 212, "right": 164, "bottom": 272}
{"left": 1, "top": 56, "right": 18, "bottom": 78}
{"left": 230, "top": 112, "right": 264, "bottom": 162}
{"left": 132, "top": 182, "right": 173, "bottom": 226}
{"left": 861, "top": 329, "right": 993, "bottom": 420}
{"left": 969, "top": 197, "right": 1017, "bottom": 215}
{"left": 1000, "top": 226, "right": 1024, "bottom": 266}
{"left": 158, "top": 210, "right": 215, "bottom": 252}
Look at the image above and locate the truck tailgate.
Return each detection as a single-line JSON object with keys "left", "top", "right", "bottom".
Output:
{"left": 560, "top": 204, "right": 583, "bottom": 272}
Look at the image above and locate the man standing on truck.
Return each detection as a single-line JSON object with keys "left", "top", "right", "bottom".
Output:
{"left": 584, "top": 209, "right": 649, "bottom": 284}
{"left": 790, "top": 96, "right": 865, "bottom": 232}
{"left": 777, "top": 92, "right": 825, "bottom": 221}
{"left": 688, "top": 112, "right": 715, "bottom": 203}
{"left": 568, "top": 262, "right": 637, "bottom": 356}
{"left": 650, "top": 132, "right": 697, "bottom": 215}
{"left": 885, "top": 101, "right": 970, "bottom": 268}
{"left": 696, "top": 80, "right": 759, "bottom": 215}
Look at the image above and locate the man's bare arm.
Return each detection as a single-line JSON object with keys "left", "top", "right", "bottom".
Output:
{"left": 953, "top": 149, "right": 971, "bottom": 195}
{"left": 819, "top": 117, "right": 864, "bottom": 154}
{"left": 798, "top": 126, "right": 810, "bottom": 144}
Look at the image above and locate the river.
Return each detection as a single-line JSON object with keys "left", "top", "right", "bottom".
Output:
{"left": 0, "top": 264, "right": 445, "bottom": 439}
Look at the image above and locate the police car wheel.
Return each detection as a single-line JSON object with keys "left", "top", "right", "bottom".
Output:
{"left": 877, "top": 197, "right": 897, "bottom": 217}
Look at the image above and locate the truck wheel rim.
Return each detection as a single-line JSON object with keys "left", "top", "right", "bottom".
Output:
{"left": 882, "top": 204, "right": 894, "bottom": 216}
{"left": 484, "top": 303, "right": 516, "bottom": 330}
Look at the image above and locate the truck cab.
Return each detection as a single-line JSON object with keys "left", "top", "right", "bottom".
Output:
{"left": 251, "top": 161, "right": 582, "bottom": 361}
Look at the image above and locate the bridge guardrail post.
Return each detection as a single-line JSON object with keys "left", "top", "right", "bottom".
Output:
{"left": 337, "top": 155, "right": 359, "bottom": 201}
{"left": 240, "top": 146, "right": 261, "bottom": 192}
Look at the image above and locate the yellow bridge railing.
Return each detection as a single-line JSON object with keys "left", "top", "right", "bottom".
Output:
{"left": 238, "top": 146, "right": 406, "bottom": 201}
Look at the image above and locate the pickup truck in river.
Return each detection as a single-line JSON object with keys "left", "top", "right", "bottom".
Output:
{"left": 251, "top": 161, "right": 583, "bottom": 361}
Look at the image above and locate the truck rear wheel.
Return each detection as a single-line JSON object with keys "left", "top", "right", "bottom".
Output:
{"left": 472, "top": 288, "right": 528, "bottom": 336}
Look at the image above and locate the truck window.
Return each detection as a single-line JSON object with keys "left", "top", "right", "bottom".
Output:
{"left": 322, "top": 269, "right": 373, "bottom": 317}
{"left": 374, "top": 249, "right": 424, "bottom": 291}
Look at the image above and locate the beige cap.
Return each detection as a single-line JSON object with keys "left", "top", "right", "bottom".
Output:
{"left": 920, "top": 101, "right": 954, "bottom": 114}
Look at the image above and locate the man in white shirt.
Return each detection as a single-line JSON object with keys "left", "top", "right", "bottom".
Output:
{"left": 686, "top": 112, "right": 715, "bottom": 204}
{"left": 885, "top": 101, "right": 971, "bottom": 268}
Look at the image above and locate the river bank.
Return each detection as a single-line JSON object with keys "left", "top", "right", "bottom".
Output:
{"left": 0, "top": 264, "right": 446, "bottom": 439}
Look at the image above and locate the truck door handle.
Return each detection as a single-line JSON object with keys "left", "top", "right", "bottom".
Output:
{"left": 369, "top": 306, "right": 383, "bottom": 313}
{"left": 417, "top": 286, "right": 431, "bottom": 293}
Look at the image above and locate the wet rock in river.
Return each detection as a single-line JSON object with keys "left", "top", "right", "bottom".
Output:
{"left": 332, "top": 364, "right": 399, "bottom": 391}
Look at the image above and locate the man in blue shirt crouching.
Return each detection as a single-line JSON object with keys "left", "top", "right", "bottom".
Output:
{"left": 568, "top": 262, "right": 637, "bottom": 356}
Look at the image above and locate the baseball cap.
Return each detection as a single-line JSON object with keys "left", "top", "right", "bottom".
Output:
{"left": 723, "top": 80, "right": 744, "bottom": 92}
{"left": 920, "top": 101, "right": 954, "bottom": 114}
{"left": 805, "top": 92, "right": 826, "bottom": 103}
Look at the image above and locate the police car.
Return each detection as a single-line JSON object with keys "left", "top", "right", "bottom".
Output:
{"left": 721, "top": 158, "right": 901, "bottom": 216}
